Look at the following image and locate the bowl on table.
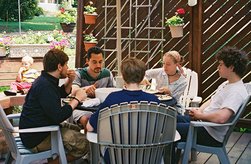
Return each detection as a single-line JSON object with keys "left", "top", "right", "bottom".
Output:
{"left": 95, "top": 87, "right": 122, "bottom": 103}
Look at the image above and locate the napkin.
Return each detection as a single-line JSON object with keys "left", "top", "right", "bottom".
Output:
{"left": 81, "top": 98, "right": 101, "bottom": 107}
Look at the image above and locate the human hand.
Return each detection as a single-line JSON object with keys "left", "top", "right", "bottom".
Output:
{"left": 18, "top": 67, "right": 27, "bottom": 74}
{"left": 67, "top": 69, "right": 76, "bottom": 82}
{"left": 75, "top": 88, "right": 87, "bottom": 101}
{"left": 188, "top": 108, "right": 201, "bottom": 120}
{"left": 85, "top": 85, "right": 97, "bottom": 97}
{"left": 140, "top": 79, "right": 151, "bottom": 86}
{"left": 158, "top": 87, "right": 170, "bottom": 95}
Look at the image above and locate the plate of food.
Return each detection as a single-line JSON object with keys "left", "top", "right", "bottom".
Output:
{"left": 144, "top": 89, "right": 159, "bottom": 94}
{"left": 156, "top": 95, "right": 172, "bottom": 101}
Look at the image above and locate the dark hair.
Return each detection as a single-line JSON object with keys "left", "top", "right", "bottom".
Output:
{"left": 86, "top": 46, "right": 104, "bottom": 60}
{"left": 121, "top": 57, "right": 146, "bottom": 84}
{"left": 43, "top": 49, "right": 69, "bottom": 72}
{"left": 216, "top": 46, "right": 248, "bottom": 77}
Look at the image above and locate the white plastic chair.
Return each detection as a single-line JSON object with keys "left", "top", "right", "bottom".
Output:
{"left": 87, "top": 101, "right": 178, "bottom": 164}
{"left": 179, "top": 68, "right": 202, "bottom": 110}
{"left": 176, "top": 95, "right": 251, "bottom": 164}
{"left": 0, "top": 106, "right": 67, "bottom": 164}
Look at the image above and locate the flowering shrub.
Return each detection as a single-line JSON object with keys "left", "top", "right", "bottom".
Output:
{"left": 84, "top": 1, "right": 97, "bottom": 15}
{"left": 57, "top": 0, "right": 77, "bottom": 24}
{"left": 0, "top": 36, "right": 11, "bottom": 48}
{"left": 0, "top": 30, "right": 73, "bottom": 51}
{"left": 165, "top": 8, "right": 186, "bottom": 26}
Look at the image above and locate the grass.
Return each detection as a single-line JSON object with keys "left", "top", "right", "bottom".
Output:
{"left": 0, "top": 16, "right": 61, "bottom": 33}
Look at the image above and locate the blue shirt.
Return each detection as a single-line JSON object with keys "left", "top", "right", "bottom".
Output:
{"left": 89, "top": 89, "right": 160, "bottom": 133}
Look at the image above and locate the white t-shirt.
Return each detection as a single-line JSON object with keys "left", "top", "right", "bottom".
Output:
{"left": 204, "top": 80, "right": 248, "bottom": 142}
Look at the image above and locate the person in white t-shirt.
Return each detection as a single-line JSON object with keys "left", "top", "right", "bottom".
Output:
{"left": 176, "top": 46, "right": 249, "bottom": 148}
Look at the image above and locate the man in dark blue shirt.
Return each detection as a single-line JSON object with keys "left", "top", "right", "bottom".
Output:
{"left": 19, "top": 49, "right": 89, "bottom": 163}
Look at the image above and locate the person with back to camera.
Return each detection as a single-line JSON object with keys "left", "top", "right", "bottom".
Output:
{"left": 86, "top": 57, "right": 160, "bottom": 132}
{"left": 4, "top": 55, "right": 39, "bottom": 96}
{"left": 71, "top": 46, "right": 115, "bottom": 128}
{"left": 173, "top": 46, "right": 249, "bottom": 162}
{"left": 141, "top": 50, "right": 187, "bottom": 112}
{"left": 19, "top": 49, "right": 89, "bottom": 163}
{"left": 86, "top": 57, "right": 160, "bottom": 163}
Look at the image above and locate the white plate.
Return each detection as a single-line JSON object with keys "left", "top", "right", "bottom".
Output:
{"left": 144, "top": 89, "right": 159, "bottom": 94}
{"left": 157, "top": 95, "right": 172, "bottom": 101}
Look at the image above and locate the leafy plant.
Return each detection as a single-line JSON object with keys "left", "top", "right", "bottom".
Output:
{"left": 84, "top": 34, "right": 97, "bottom": 43}
{"left": 165, "top": 8, "right": 185, "bottom": 26}
{"left": 57, "top": 8, "right": 77, "bottom": 24}
{"left": 84, "top": 1, "right": 97, "bottom": 15}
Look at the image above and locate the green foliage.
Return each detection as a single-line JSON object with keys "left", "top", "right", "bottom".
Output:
{"left": 165, "top": 15, "right": 184, "bottom": 26}
{"left": 84, "top": 5, "right": 97, "bottom": 15}
{"left": 0, "top": 86, "right": 9, "bottom": 92}
{"left": 84, "top": 34, "right": 97, "bottom": 43}
{"left": 57, "top": 8, "right": 77, "bottom": 24}
{"left": 0, "top": 16, "right": 60, "bottom": 32}
{"left": 0, "top": 0, "right": 40, "bottom": 21}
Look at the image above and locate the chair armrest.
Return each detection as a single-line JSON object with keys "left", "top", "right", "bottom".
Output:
{"left": 86, "top": 132, "right": 97, "bottom": 143}
{"left": 17, "top": 125, "right": 60, "bottom": 133}
{"left": 7, "top": 113, "right": 21, "bottom": 120}
{"left": 190, "top": 121, "right": 232, "bottom": 127}
{"left": 191, "top": 96, "right": 202, "bottom": 103}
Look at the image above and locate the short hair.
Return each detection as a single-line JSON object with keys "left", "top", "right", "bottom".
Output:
{"left": 22, "top": 55, "right": 34, "bottom": 65}
{"left": 163, "top": 50, "right": 184, "bottom": 65}
{"left": 121, "top": 57, "right": 146, "bottom": 84}
{"left": 216, "top": 46, "right": 248, "bottom": 77}
{"left": 86, "top": 46, "right": 104, "bottom": 60}
{"left": 43, "top": 49, "right": 69, "bottom": 72}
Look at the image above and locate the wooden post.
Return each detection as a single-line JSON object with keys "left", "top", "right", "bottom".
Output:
{"left": 190, "top": 0, "right": 203, "bottom": 96}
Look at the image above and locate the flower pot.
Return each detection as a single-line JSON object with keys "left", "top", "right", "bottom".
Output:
{"left": 84, "top": 42, "right": 97, "bottom": 52}
{"left": 84, "top": 14, "right": 97, "bottom": 24}
{"left": 9, "top": 44, "right": 50, "bottom": 58}
{"left": 60, "top": 23, "right": 76, "bottom": 33}
{"left": 169, "top": 25, "right": 183, "bottom": 38}
{"left": 0, "top": 47, "right": 6, "bottom": 57}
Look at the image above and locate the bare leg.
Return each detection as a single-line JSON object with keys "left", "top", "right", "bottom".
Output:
{"left": 79, "top": 115, "right": 90, "bottom": 127}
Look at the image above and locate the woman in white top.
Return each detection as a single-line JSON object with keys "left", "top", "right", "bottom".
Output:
{"left": 142, "top": 51, "right": 187, "bottom": 108}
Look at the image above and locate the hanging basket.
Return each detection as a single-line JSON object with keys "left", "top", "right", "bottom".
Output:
{"left": 84, "top": 42, "right": 97, "bottom": 52}
{"left": 169, "top": 25, "right": 183, "bottom": 38}
{"left": 60, "top": 23, "right": 76, "bottom": 33}
{"left": 84, "top": 14, "right": 97, "bottom": 24}
{"left": 0, "top": 47, "right": 6, "bottom": 57}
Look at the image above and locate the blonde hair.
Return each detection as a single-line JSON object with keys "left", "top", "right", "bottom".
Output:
{"left": 22, "top": 55, "right": 34, "bottom": 65}
{"left": 163, "top": 51, "right": 184, "bottom": 64}
{"left": 163, "top": 50, "right": 186, "bottom": 76}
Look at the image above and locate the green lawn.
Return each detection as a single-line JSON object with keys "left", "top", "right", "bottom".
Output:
{"left": 0, "top": 16, "right": 61, "bottom": 32}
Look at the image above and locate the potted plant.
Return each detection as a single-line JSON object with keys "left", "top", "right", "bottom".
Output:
{"left": 84, "top": 1, "right": 98, "bottom": 24}
{"left": 58, "top": 7, "right": 77, "bottom": 32}
{"left": 0, "top": 35, "right": 11, "bottom": 57}
{"left": 83, "top": 33, "right": 97, "bottom": 51}
{"left": 165, "top": 8, "right": 185, "bottom": 38}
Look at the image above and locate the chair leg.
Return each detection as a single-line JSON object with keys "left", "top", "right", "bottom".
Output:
{"left": 191, "top": 149, "right": 197, "bottom": 161}
{"left": 175, "top": 149, "right": 182, "bottom": 164}
{"left": 217, "top": 149, "right": 230, "bottom": 164}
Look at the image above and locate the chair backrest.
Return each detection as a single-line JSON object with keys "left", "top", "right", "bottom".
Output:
{"left": 180, "top": 68, "right": 199, "bottom": 107}
{"left": 0, "top": 106, "right": 19, "bottom": 158}
{"left": 222, "top": 95, "right": 251, "bottom": 146}
{"left": 244, "top": 82, "right": 251, "bottom": 94}
{"left": 97, "top": 101, "right": 177, "bottom": 164}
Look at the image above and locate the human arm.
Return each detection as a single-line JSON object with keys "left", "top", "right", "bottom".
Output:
{"left": 68, "top": 88, "right": 87, "bottom": 109}
{"left": 16, "top": 67, "right": 27, "bottom": 82}
{"left": 64, "top": 69, "right": 76, "bottom": 94}
{"left": 189, "top": 107, "right": 234, "bottom": 124}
